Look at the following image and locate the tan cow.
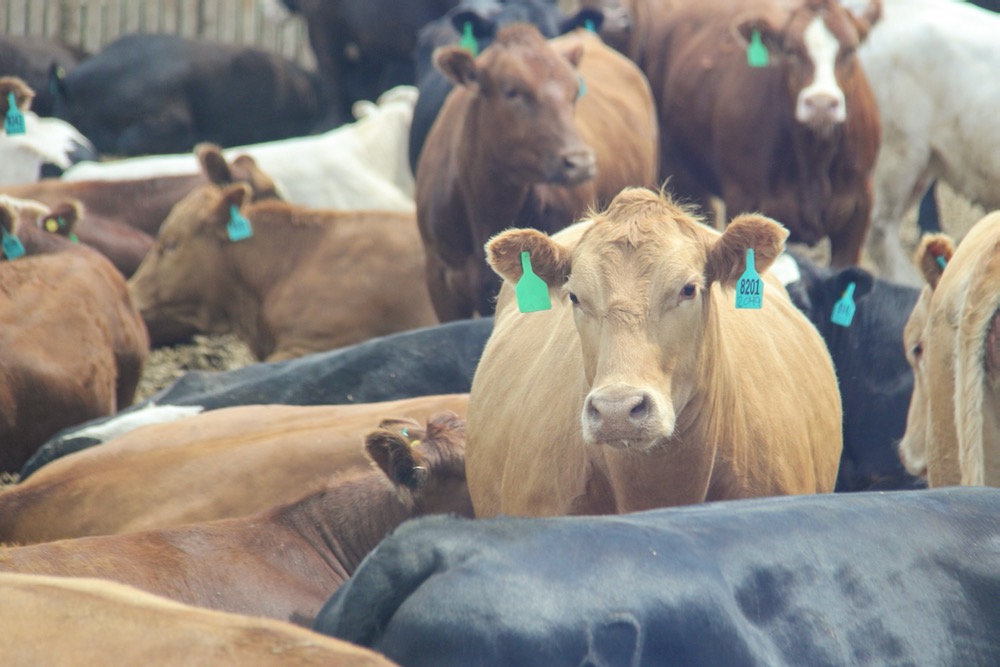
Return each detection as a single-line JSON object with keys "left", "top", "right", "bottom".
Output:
{"left": 0, "top": 394, "right": 469, "bottom": 545}
{"left": 127, "top": 179, "right": 438, "bottom": 361}
{"left": 0, "top": 199, "right": 149, "bottom": 473}
{"left": 0, "top": 412, "right": 473, "bottom": 627}
{"left": 898, "top": 212, "right": 1000, "bottom": 487}
{"left": 467, "top": 187, "right": 842, "bottom": 516}
{"left": 417, "top": 24, "right": 658, "bottom": 321}
{"left": 0, "top": 573, "right": 397, "bottom": 667}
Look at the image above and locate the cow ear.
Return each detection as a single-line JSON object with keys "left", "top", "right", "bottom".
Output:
{"left": 0, "top": 199, "right": 18, "bottom": 238}
{"left": 229, "top": 154, "right": 281, "bottom": 201}
{"left": 41, "top": 200, "right": 83, "bottom": 237}
{"left": 365, "top": 426, "right": 428, "bottom": 491}
{"left": 833, "top": 265, "right": 875, "bottom": 301}
{"left": 914, "top": 233, "right": 954, "bottom": 289}
{"left": 434, "top": 46, "right": 479, "bottom": 88}
{"left": 196, "top": 143, "right": 232, "bottom": 186}
{"left": 705, "top": 213, "right": 788, "bottom": 287}
{"left": 486, "top": 227, "right": 572, "bottom": 288}
{"left": 0, "top": 75, "right": 34, "bottom": 113}
{"left": 840, "top": 0, "right": 882, "bottom": 41}
{"left": 219, "top": 183, "right": 251, "bottom": 213}
{"left": 556, "top": 42, "right": 585, "bottom": 69}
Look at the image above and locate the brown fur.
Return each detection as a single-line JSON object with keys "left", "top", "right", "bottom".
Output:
{"left": 0, "top": 412, "right": 473, "bottom": 627}
{"left": 0, "top": 395, "right": 469, "bottom": 545}
{"left": 469, "top": 187, "right": 841, "bottom": 516}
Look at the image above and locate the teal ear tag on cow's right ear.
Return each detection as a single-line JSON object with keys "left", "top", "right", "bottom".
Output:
{"left": 735, "top": 248, "right": 763, "bottom": 310}
{"left": 936, "top": 255, "right": 947, "bottom": 269}
{"left": 516, "top": 251, "right": 551, "bottom": 313}
{"left": 747, "top": 30, "right": 769, "bottom": 68}
{"left": 2, "top": 228, "right": 25, "bottom": 260}
{"left": 459, "top": 22, "right": 480, "bottom": 57}
{"left": 830, "top": 281, "right": 857, "bottom": 328}
{"left": 4, "top": 92, "right": 26, "bottom": 135}
{"left": 585, "top": 18, "right": 596, "bottom": 32}
{"left": 226, "top": 204, "right": 253, "bottom": 242}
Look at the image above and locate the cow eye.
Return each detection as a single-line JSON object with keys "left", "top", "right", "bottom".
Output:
{"left": 504, "top": 87, "right": 520, "bottom": 100}
{"left": 680, "top": 283, "right": 697, "bottom": 299}
{"left": 912, "top": 343, "right": 923, "bottom": 360}
{"left": 568, "top": 292, "right": 579, "bottom": 305}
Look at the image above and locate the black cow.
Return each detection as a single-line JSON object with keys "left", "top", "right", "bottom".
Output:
{"left": 782, "top": 252, "right": 925, "bottom": 492}
{"left": 407, "top": 0, "right": 606, "bottom": 174}
{"left": 0, "top": 36, "right": 87, "bottom": 117}
{"left": 315, "top": 488, "right": 1000, "bottom": 667}
{"left": 21, "top": 317, "right": 494, "bottom": 478}
{"left": 50, "top": 33, "right": 324, "bottom": 156}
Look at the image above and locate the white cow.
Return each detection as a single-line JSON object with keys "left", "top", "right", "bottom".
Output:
{"left": 858, "top": 0, "right": 1000, "bottom": 284}
{"left": 62, "top": 85, "right": 419, "bottom": 212}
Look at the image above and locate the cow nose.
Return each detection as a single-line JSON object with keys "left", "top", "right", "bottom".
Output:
{"left": 584, "top": 383, "right": 667, "bottom": 447}
{"left": 558, "top": 148, "right": 596, "bottom": 185}
{"left": 800, "top": 92, "right": 844, "bottom": 128}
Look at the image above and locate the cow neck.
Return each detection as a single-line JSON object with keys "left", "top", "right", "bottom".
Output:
{"left": 271, "top": 470, "right": 419, "bottom": 583}
{"left": 787, "top": 122, "right": 843, "bottom": 237}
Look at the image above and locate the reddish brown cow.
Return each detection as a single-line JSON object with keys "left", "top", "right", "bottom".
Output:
{"left": 0, "top": 143, "right": 282, "bottom": 278}
{"left": 620, "top": 0, "right": 881, "bottom": 266}
{"left": 416, "top": 24, "right": 658, "bottom": 320}
{"left": 0, "top": 199, "right": 149, "bottom": 473}
{"left": 0, "top": 412, "right": 472, "bottom": 627}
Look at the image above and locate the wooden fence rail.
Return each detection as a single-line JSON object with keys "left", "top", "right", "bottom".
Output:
{"left": 0, "top": 0, "right": 315, "bottom": 68}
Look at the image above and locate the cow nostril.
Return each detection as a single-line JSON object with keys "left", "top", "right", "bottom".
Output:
{"left": 586, "top": 399, "right": 601, "bottom": 422}
{"left": 629, "top": 395, "right": 649, "bottom": 419}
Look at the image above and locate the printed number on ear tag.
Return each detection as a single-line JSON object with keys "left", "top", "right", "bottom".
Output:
{"left": 2, "top": 228, "right": 25, "bottom": 260}
{"left": 515, "top": 251, "right": 551, "bottom": 313}
{"left": 747, "top": 30, "right": 769, "bottom": 68}
{"left": 227, "top": 205, "right": 253, "bottom": 242}
{"left": 735, "top": 248, "right": 763, "bottom": 310}
{"left": 830, "top": 282, "right": 857, "bottom": 328}
{"left": 5, "top": 92, "right": 25, "bottom": 135}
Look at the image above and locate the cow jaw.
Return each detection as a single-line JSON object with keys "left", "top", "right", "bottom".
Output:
{"left": 582, "top": 381, "right": 675, "bottom": 450}
{"left": 795, "top": 16, "right": 846, "bottom": 132}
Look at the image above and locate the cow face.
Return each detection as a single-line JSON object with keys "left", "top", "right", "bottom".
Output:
{"left": 738, "top": 0, "right": 881, "bottom": 134}
{"left": 127, "top": 183, "right": 251, "bottom": 334}
{"left": 487, "top": 187, "right": 786, "bottom": 451}
{"left": 434, "top": 23, "right": 595, "bottom": 186}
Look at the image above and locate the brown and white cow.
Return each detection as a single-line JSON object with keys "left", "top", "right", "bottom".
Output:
{"left": 127, "top": 178, "right": 438, "bottom": 361}
{"left": 0, "top": 394, "right": 469, "bottom": 545}
{"left": 467, "top": 187, "right": 842, "bottom": 516}
{"left": 0, "top": 573, "right": 397, "bottom": 667}
{"left": 618, "top": 0, "right": 881, "bottom": 266}
{"left": 0, "top": 199, "right": 149, "bottom": 473}
{"left": 0, "top": 412, "right": 473, "bottom": 627}
{"left": 898, "top": 212, "right": 1000, "bottom": 487}
{"left": 416, "top": 24, "right": 658, "bottom": 320}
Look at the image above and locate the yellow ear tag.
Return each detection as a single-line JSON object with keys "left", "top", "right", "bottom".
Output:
{"left": 44, "top": 218, "right": 60, "bottom": 233}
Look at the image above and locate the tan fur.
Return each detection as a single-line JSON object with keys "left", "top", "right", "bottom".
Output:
{"left": 0, "top": 395, "right": 468, "bottom": 545}
{"left": 0, "top": 573, "right": 397, "bottom": 666}
{"left": 469, "top": 187, "right": 842, "bottom": 517}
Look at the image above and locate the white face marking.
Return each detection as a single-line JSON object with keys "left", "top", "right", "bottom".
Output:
{"left": 796, "top": 16, "right": 846, "bottom": 127}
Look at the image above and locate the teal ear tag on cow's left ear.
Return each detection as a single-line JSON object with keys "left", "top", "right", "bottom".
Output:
{"left": 516, "top": 251, "right": 551, "bottom": 313}
{"left": 585, "top": 18, "right": 596, "bottom": 33}
{"left": 226, "top": 204, "right": 253, "bottom": 242}
{"left": 577, "top": 75, "right": 587, "bottom": 100}
{"left": 4, "top": 92, "right": 26, "bottom": 135}
{"left": 735, "top": 248, "right": 763, "bottom": 310}
{"left": 459, "top": 22, "right": 480, "bottom": 57}
{"left": 747, "top": 30, "right": 769, "bottom": 68}
{"left": 831, "top": 282, "right": 857, "bottom": 328}
{"left": 2, "top": 228, "right": 25, "bottom": 260}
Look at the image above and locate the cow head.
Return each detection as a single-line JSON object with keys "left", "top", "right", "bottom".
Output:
{"left": 194, "top": 143, "right": 284, "bottom": 201}
{"left": 735, "top": 0, "right": 881, "bottom": 134}
{"left": 434, "top": 23, "right": 595, "bottom": 186}
{"left": 487, "top": 187, "right": 787, "bottom": 451}
{"left": 897, "top": 233, "right": 953, "bottom": 479}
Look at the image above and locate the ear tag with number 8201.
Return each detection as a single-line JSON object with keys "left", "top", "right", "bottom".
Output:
{"left": 735, "top": 248, "right": 763, "bottom": 309}
{"left": 227, "top": 205, "right": 253, "bottom": 242}
{"left": 5, "top": 92, "right": 25, "bottom": 135}
{"left": 830, "top": 282, "right": 857, "bottom": 327}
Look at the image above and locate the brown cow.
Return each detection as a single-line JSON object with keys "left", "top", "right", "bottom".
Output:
{"left": 467, "top": 187, "right": 842, "bottom": 517}
{"left": 0, "top": 199, "right": 149, "bottom": 473}
{"left": 618, "top": 0, "right": 881, "bottom": 266}
{"left": 127, "top": 178, "right": 438, "bottom": 360}
{"left": 416, "top": 24, "right": 658, "bottom": 320}
{"left": 0, "top": 412, "right": 473, "bottom": 627}
{"left": 0, "top": 394, "right": 469, "bottom": 545}
{"left": 898, "top": 212, "right": 1000, "bottom": 487}
{"left": 0, "top": 573, "right": 397, "bottom": 667}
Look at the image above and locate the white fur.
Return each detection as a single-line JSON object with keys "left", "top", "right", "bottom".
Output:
{"left": 69, "top": 404, "right": 205, "bottom": 443}
{"left": 796, "top": 16, "right": 846, "bottom": 127}
{"left": 0, "top": 112, "right": 95, "bottom": 186}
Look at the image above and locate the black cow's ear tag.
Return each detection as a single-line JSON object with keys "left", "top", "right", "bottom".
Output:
{"left": 1, "top": 227, "right": 25, "bottom": 260}
{"left": 735, "top": 248, "right": 763, "bottom": 310}
{"left": 460, "top": 22, "right": 479, "bottom": 57}
{"left": 227, "top": 205, "right": 253, "bottom": 242}
{"left": 747, "top": 30, "right": 769, "bottom": 68}
{"left": 4, "top": 92, "right": 26, "bottom": 135}
{"left": 830, "top": 282, "right": 857, "bottom": 328}
{"left": 516, "top": 251, "right": 551, "bottom": 313}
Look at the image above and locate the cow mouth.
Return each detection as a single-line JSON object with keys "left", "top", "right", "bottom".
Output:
{"left": 547, "top": 150, "right": 597, "bottom": 186}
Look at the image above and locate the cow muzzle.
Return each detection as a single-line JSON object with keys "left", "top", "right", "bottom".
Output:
{"left": 582, "top": 383, "right": 673, "bottom": 450}
{"left": 796, "top": 90, "right": 846, "bottom": 133}
{"left": 552, "top": 147, "right": 597, "bottom": 186}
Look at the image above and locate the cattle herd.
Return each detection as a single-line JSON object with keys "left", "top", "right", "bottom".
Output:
{"left": 1, "top": 0, "right": 999, "bottom": 665}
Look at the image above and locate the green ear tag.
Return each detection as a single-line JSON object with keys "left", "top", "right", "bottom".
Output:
{"left": 747, "top": 30, "right": 769, "bottom": 68}
{"left": 830, "top": 282, "right": 857, "bottom": 328}
{"left": 936, "top": 255, "right": 947, "bottom": 269}
{"left": 585, "top": 18, "right": 596, "bottom": 33}
{"left": 227, "top": 205, "right": 253, "bottom": 242}
{"left": 459, "top": 22, "right": 480, "bottom": 57}
{"left": 5, "top": 92, "right": 26, "bottom": 135}
{"left": 2, "top": 228, "right": 25, "bottom": 260}
{"left": 516, "top": 251, "right": 551, "bottom": 313}
{"left": 577, "top": 75, "right": 587, "bottom": 100}
{"left": 735, "top": 248, "right": 764, "bottom": 310}
{"left": 69, "top": 233, "right": 79, "bottom": 243}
